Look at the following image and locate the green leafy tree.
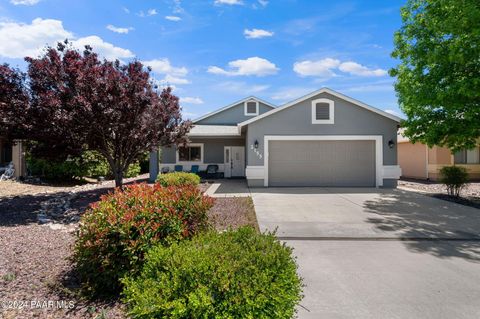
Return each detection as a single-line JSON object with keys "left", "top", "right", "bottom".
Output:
{"left": 390, "top": 0, "right": 480, "bottom": 152}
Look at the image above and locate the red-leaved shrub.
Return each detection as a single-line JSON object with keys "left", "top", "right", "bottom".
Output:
{"left": 73, "top": 183, "right": 214, "bottom": 296}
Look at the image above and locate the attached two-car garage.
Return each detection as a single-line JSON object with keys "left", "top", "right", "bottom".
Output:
{"left": 267, "top": 139, "right": 377, "bottom": 187}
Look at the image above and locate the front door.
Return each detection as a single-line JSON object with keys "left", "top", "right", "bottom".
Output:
{"left": 224, "top": 146, "right": 245, "bottom": 178}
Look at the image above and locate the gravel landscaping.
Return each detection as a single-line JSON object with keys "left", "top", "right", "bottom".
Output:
{"left": 0, "top": 176, "right": 257, "bottom": 318}
{"left": 398, "top": 179, "right": 480, "bottom": 208}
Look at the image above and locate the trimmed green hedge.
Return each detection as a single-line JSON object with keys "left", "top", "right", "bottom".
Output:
{"left": 74, "top": 183, "right": 214, "bottom": 296}
{"left": 123, "top": 227, "right": 303, "bottom": 318}
{"left": 156, "top": 171, "right": 200, "bottom": 187}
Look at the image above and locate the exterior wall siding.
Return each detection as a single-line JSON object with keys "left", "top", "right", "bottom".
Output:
{"left": 246, "top": 92, "right": 398, "bottom": 168}
{"left": 195, "top": 102, "right": 273, "bottom": 125}
{"left": 398, "top": 142, "right": 427, "bottom": 179}
{"left": 160, "top": 137, "right": 245, "bottom": 165}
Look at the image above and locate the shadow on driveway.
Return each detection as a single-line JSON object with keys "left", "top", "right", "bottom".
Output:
{"left": 364, "top": 190, "right": 480, "bottom": 262}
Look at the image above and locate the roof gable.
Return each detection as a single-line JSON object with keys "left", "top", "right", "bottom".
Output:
{"left": 238, "top": 88, "right": 401, "bottom": 127}
{"left": 192, "top": 96, "right": 276, "bottom": 124}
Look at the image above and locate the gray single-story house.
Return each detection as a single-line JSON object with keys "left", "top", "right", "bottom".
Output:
{"left": 150, "top": 87, "right": 402, "bottom": 187}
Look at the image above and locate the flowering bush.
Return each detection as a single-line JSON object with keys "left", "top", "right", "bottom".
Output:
{"left": 156, "top": 171, "right": 200, "bottom": 187}
{"left": 74, "top": 183, "right": 214, "bottom": 296}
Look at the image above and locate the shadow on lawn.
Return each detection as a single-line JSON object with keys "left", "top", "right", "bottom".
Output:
{"left": 0, "top": 177, "right": 148, "bottom": 227}
{"left": 364, "top": 190, "right": 480, "bottom": 262}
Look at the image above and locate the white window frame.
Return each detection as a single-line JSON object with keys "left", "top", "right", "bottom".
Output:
{"left": 244, "top": 100, "right": 259, "bottom": 116}
{"left": 176, "top": 143, "right": 204, "bottom": 164}
{"left": 311, "top": 98, "right": 334, "bottom": 124}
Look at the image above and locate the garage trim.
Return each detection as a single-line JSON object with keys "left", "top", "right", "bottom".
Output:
{"left": 264, "top": 135, "right": 383, "bottom": 187}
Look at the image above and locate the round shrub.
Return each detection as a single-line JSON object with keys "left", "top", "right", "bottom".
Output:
{"left": 156, "top": 171, "right": 200, "bottom": 187}
{"left": 440, "top": 165, "right": 469, "bottom": 197}
{"left": 122, "top": 227, "right": 303, "bottom": 319}
{"left": 74, "top": 183, "right": 214, "bottom": 296}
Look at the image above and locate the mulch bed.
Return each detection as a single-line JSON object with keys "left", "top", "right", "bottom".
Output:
{"left": 0, "top": 176, "right": 258, "bottom": 318}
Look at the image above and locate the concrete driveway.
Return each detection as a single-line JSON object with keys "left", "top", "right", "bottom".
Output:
{"left": 251, "top": 187, "right": 480, "bottom": 318}
{"left": 251, "top": 187, "right": 480, "bottom": 239}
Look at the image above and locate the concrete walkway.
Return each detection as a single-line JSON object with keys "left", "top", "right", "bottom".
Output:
{"left": 204, "top": 179, "right": 250, "bottom": 198}
{"left": 251, "top": 187, "right": 480, "bottom": 239}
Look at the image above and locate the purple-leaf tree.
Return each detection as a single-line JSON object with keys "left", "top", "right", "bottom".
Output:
{"left": 10, "top": 42, "right": 191, "bottom": 186}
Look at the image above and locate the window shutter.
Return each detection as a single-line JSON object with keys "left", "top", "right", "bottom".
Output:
{"left": 315, "top": 103, "right": 330, "bottom": 120}
{"left": 247, "top": 102, "right": 257, "bottom": 114}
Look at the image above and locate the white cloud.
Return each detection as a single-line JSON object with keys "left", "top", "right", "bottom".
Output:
{"left": 162, "top": 74, "right": 190, "bottom": 85}
{"left": 258, "top": 0, "right": 268, "bottom": 7}
{"left": 338, "top": 61, "right": 387, "bottom": 77}
{"left": 293, "top": 58, "right": 340, "bottom": 77}
{"left": 10, "top": 0, "right": 40, "bottom": 5}
{"left": 344, "top": 84, "right": 393, "bottom": 93}
{"left": 73, "top": 36, "right": 134, "bottom": 60}
{"left": 0, "top": 18, "right": 135, "bottom": 61}
{"left": 270, "top": 87, "right": 316, "bottom": 102}
{"left": 172, "top": 0, "right": 184, "bottom": 13}
{"left": 208, "top": 57, "right": 279, "bottom": 77}
{"left": 165, "top": 15, "right": 182, "bottom": 21}
{"left": 214, "top": 0, "right": 243, "bottom": 5}
{"left": 0, "top": 18, "right": 72, "bottom": 58}
{"left": 181, "top": 97, "right": 204, "bottom": 104}
{"left": 147, "top": 9, "right": 158, "bottom": 16}
{"left": 244, "top": 28, "right": 274, "bottom": 39}
{"left": 143, "top": 58, "right": 188, "bottom": 76}
{"left": 293, "top": 58, "right": 387, "bottom": 78}
{"left": 143, "top": 58, "right": 189, "bottom": 86}
{"left": 122, "top": 7, "right": 130, "bottom": 13}
{"left": 106, "top": 24, "right": 133, "bottom": 34}
{"left": 215, "top": 81, "right": 270, "bottom": 94}
{"left": 138, "top": 9, "right": 158, "bottom": 17}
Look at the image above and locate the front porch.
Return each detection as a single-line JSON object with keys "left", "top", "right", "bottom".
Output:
{"left": 150, "top": 135, "right": 247, "bottom": 182}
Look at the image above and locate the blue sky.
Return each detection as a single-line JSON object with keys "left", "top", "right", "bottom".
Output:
{"left": 0, "top": 0, "right": 405, "bottom": 120}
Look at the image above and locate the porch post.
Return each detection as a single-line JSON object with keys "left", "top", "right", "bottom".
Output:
{"left": 149, "top": 148, "right": 159, "bottom": 183}
{"left": 12, "top": 140, "right": 26, "bottom": 178}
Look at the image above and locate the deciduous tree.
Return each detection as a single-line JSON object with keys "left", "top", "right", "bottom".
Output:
{"left": 3, "top": 42, "right": 191, "bottom": 186}
{"left": 390, "top": 0, "right": 480, "bottom": 152}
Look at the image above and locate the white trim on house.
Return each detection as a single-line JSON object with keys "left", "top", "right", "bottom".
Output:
{"left": 311, "top": 98, "right": 334, "bottom": 124}
{"left": 192, "top": 96, "right": 275, "bottom": 123}
{"left": 244, "top": 99, "right": 259, "bottom": 116}
{"left": 263, "top": 135, "right": 384, "bottom": 187}
{"left": 245, "top": 166, "right": 265, "bottom": 179}
{"left": 175, "top": 143, "right": 204, "bottom": 164}
{"left": 238, "top": 87, "right": 401, "bottom": 128}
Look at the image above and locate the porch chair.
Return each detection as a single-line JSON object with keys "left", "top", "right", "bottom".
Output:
{"left": 0, "top": 162, "right": 15, "bottom": 181}
{"left": 174, "top": 165, "right": 183, "bottom": 172}
{"left": 206, "top": 164, "right": 219, "bottom": 179}
{"left": 190, "top": 165, "right": 200, "bottom": 174}
{"left": 161, "top": 166, "right": 170, "bottom": 174}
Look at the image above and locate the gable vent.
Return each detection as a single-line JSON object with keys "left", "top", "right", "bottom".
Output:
{"left": 315, "top": 103, "right": 330, "bottom": 120}
{"left": 247, "top": 102, "right": 257, "bottom": 114}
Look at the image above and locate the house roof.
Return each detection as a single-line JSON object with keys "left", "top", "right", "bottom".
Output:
{"left": 238, "top": 87, "right": 402, "bottom": 127}
{"left": 187, "top": 125, "right": 240, "bottom": 137}
{"left": 192, "top": 96, "right": 276, "bottom": 124}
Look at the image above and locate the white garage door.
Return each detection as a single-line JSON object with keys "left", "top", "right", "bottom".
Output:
{"left": 268, "top": 140, "right": 376, "bottom": 187}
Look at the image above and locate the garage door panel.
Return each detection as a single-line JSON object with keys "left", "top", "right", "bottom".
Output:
{"left": 268, "top": 140, "right": 375, "bottom": 187}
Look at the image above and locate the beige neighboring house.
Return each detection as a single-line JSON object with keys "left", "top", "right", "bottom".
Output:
{"left": 0, "top": 137, "right": 26, "bottom": 178}
{"left": 398, "top": 132, "right": 480, "bottom": 181}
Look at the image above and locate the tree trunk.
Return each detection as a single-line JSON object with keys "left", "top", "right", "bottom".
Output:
{"left": 114, "top": 167, "right": 124, "bottom": 188}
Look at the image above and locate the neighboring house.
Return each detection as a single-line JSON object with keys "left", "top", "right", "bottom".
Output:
{"left": 0, "top": 137, "right": 26, "bottom": 178}
{"left": 398, "top": 134, "right": 480, "bottom": 181}
{"left": 150, "top": 87, "right": 402, "bottom": 187}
